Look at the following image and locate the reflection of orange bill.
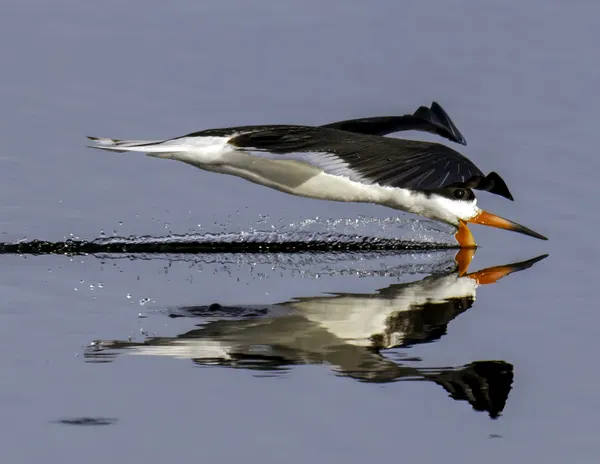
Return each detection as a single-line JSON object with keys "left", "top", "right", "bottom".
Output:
{"left": 464, "top": 253, "right": 549, "bottom": 285}
{"left": 468, "top": 265, "right": 521, "bottom": 285}
{"left": 455, "top": 248, "right": 476, "bottom": 276}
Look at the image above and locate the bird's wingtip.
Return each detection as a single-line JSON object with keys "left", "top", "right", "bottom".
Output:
{"left": 416, "top": 101, "right": 467, "bottom": 146}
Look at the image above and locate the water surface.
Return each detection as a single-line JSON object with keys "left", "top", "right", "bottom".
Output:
{"left": 1, "top": 0, "right": 598, "bottom": 462}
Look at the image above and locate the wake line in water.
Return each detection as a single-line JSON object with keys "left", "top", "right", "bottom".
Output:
{"left": 0, "top": 231, "right": 456, "bottom": 255}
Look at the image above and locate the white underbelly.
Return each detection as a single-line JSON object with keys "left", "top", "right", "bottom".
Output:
{"left": 284, "top": 170, "right": 394, "bottom": 203}
{"left": 176, "top": 148, "right": 452, "bottom": 219}
{"left": 198, "top": 151, "right": 404, "bottom": 206}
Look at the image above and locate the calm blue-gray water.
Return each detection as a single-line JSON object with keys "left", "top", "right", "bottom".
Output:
{"left": 1, "top": 0, "right": 598, "bottom": 462}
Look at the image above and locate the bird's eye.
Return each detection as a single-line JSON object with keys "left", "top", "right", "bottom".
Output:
{"left": 453, "top": 189, "right": 466, "bottom": 200}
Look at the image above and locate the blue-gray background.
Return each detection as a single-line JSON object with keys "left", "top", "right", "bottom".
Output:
{"left": 0, "top": 0, "right": 597, "bottom": 462}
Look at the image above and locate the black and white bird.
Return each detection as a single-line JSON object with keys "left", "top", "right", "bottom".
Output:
{"left": 87, "top": 102, "right": 547, "bottom": 248}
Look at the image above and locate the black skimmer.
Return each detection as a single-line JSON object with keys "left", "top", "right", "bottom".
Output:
{"left": 88, "top": 253, "right": 546, "bottom": 417}
{"left": 87, "top": 102, "right": 547, "bottom": 248}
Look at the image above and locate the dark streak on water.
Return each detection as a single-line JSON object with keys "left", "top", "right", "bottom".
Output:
{"left": 52, "top": 417, "right": 118, "bottom": 426}
{"left": 0, "top": 233, "right": 456, "bottom": 255}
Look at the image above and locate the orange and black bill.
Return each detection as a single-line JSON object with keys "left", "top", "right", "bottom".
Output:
{"left": 468, "top": 211, "right": 548, "bottom": 241}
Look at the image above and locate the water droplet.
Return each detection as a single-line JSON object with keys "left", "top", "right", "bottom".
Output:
{"left": 126, "top": 293, "right": 132, "bottom": 299}
{"left": 118, "top": 221, "right": 123, "bottom": 226}
{"left": 97, "top": 283, "right": 104, "bottom": 288}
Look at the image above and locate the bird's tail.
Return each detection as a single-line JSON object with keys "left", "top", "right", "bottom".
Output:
{"left": 86, "top": 136, "right": 189, "bottom": 158}
{"left": 86, "top": 136, "right": 161, "bottom": 151}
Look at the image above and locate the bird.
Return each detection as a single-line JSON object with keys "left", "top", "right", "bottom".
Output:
{"left": 86, "top": 102, "right": 547, "bottom": 248}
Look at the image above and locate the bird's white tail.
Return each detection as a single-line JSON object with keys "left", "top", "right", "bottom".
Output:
{"left": 86, "top": 133, "right": 237, "bottom": 166}
{"left": 86, "top": 136, "right": 191, "bottom": 157}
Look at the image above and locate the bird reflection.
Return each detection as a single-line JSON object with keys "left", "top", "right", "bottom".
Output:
{"left": 87, "top": 251, "right": 547, "bottom": 418}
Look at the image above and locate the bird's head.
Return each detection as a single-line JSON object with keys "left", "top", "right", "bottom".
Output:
{"left": 424, "top": 187, "right": 548, "bottom": 248}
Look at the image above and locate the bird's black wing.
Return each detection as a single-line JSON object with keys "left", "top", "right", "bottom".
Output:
{"left": 321, "top": 102, "right": 467, "bottom": 146}
{"left": 228, "top": 126, "right": 513, "bottom": 200}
